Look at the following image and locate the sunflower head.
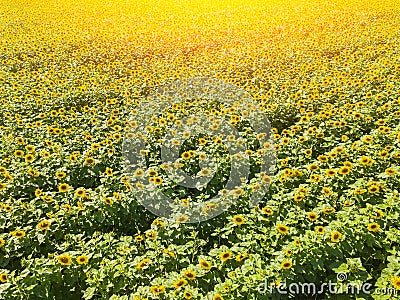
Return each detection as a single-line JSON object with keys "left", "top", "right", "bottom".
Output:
{"left": 58, "top": 254, "right": 72, "bottom": 266}
{"left": 281, "top": 260, "right": 293, "bottom": 270}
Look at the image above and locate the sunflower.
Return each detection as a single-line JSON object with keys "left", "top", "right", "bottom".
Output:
{"left": 276, "top": 224, "right": 289, "bottom": 235}
{"left": 261, "top": 174, "right": 272, "bottom": 184}
{"left": 285, "top": 249, "right": 293, "bottom": 256}
{"left": 64, "top": 204, "right": 72, "bottom": 212}
{"left": 262, "top": 207, "right": 273, "bottom": 215}
{"left": 150, "top": 285, "right": 165, "bottom": 295}
{"left": 147, "top": 169, "right": 158, "bottom": 176}
{"left": 331, "top": 231, "right": 341, "bottom": 243}
{"left": 37, "top": 220, "right": 51, "bottom": 230}
{"left": 85, "top": 157, "right": 95, "bottom": 165}
{"left": 176, "top": 215, "right": 188, "bottom": 224}
{"left": 199, "top": 259, "right": 212, "bottom": 270}
{"left": 322, "top": 207, "right": 335, "bottom": 214}
{"left": 236, "top": 252, "right": 248, "bottom": 262}
{"left": 104, "top": 197, "right": 113, "bottom": 205}
{"left": 16, "top": 137, "right": 24, "bottom": 145}
{"left": 199, "top": 137, "right": 207, "bottom": 145}
{"left": 317, "top": 155, "right": 328, "bottom": 162}
{"left": 213, "top": 294, "right": 224, "bottom": 300}
{"left": 181, "top": 151, "right": 191, "bottom": 160}
{"left": 0, "top": 183, "right": 7, "bottom": 191}
{"left": 58, "top": 183, "right": 70, "bottom": 192}
{"left": 343, "top": 161, "right": 353, "bottom": 168}
{"left": 368, "top": 185, "right": 380, "bottom": 194}
{"left": 133, "top": 168, "right": 144, "bottom": 177}
{"left": 164, "top": 137, "right": 178, "bottom": 146}
{"left": 307, "top": 212, "right": 318, "bottom": 221}
{"left": 152, "top": 176, "right": 162, "bottom": 185}
{"left": 58, "top": 254, "right": 72, "bottom": 266}
{"left": 184, "top": 291, "right": 193, "bottom": 299}
{"left": 14, "top": 150, "right": 24, "bottom": 157}
{"left": 75, "top": 188, "right": 86, "bottom": 198}
{"left": 281, "top": 260, "right": 293, "bottom": 270}
{"left": 0, "top": 273, "right": 8, "bottom": 283}
{"left": 281, "top": 137, "right": 290, "bottom": 145}
{"left": 199, "top": 168, "right": 211, "bottom": 176}
{"left": 145, "top": 231, "right": 157, "bottom": 239}
{"left": 339, "top": 166, "right": 351, "bottom": 175}
{"left": 373, "top": 210, "right": 384, "bottom": 219}
{"left": 329, "top": 152, "right": 337, "bottom": 158}
{"left": 113, "top": 133, "right": 121, "bottom": 140}
{"left": 0, "top": 238, "right": 5, "bottom": 247}
{"left": 367, "top": 222, "right": 380, "bottom": 232}
{"left": 77, "top": 202, "right": 84, "bottom": 210}
{"left": 12, "top": 230, "right": 25, "bottom": 238}
{"left": 105, "top": 168, "right": 113, "bottom": 176}
{"left": 152, "top": 219, "right": 164, "bottom": 227}
{"left": 27, "top": 168, "right": 39, "bottom": 177}
{"left": 220, "top": 251, "right": 232, "bottom": 262}
{"left": 24, "top": 154, "right": 34, "bottom": 163}
{"left": 308, "top": 174, "right": 321, "bottom": 184}
{"left": 392, "top": 277, "right": 400, "bottom": 290}
{"left": 343, "top": 201, "right": 351, "bottom": 207}
{"left": 231, "top": 188, "right": 243, "bottom": 197}
{"left": 134, "top": 235, "right": 144, "bottom": 242}
{"left": 359, "top": 156, "right": 370, "bottom": 165}
{"left": 42, "top": 195, "right": 54, "bottom": 203}
{"left": 308, "top": 164, "right": 319, "bottom": 171}
{"left": 55, "top": 171, "right": 66, "bottom": 179}
{"left": 162, "top": 249, "right": 175, "bottom": 257}
{"left": 294, "top": 193, "right": 304, "bottom": 202}
{"left": 385, "top": 168, "right": 396, "bottom": 176}
{"left": 325, "top": 169, "right": 337, "bottom": 177}
{"left": 173, "top": 278, "right": 187, "bottom": 289}
{"left": 76, "top": 255, "right": 89, "bottom": 265}
{"left": 316, "top": 226, "right": 325, "bottom": 234}
{"left": 353, "top": 188, "right": 366, "bottom": 195}
{"left": 183, "top": 270, "right": 197, "bottom": 280}
{"left": 298, "top": 136, "right": 307, "bottom": 143}
{"left": 233, "top": 215, "right": 245, "bottom": 225}
{"left": 322, "top": 187, "right": 332, "bottom": 196}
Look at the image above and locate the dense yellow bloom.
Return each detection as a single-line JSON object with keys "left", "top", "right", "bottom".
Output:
{"left": 1, "top": 0, "right": 399, "bottom": 297}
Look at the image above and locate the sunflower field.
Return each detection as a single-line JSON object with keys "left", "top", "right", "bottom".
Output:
{"left": 1, "top": 0, "right": 400, "bottom": 299}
